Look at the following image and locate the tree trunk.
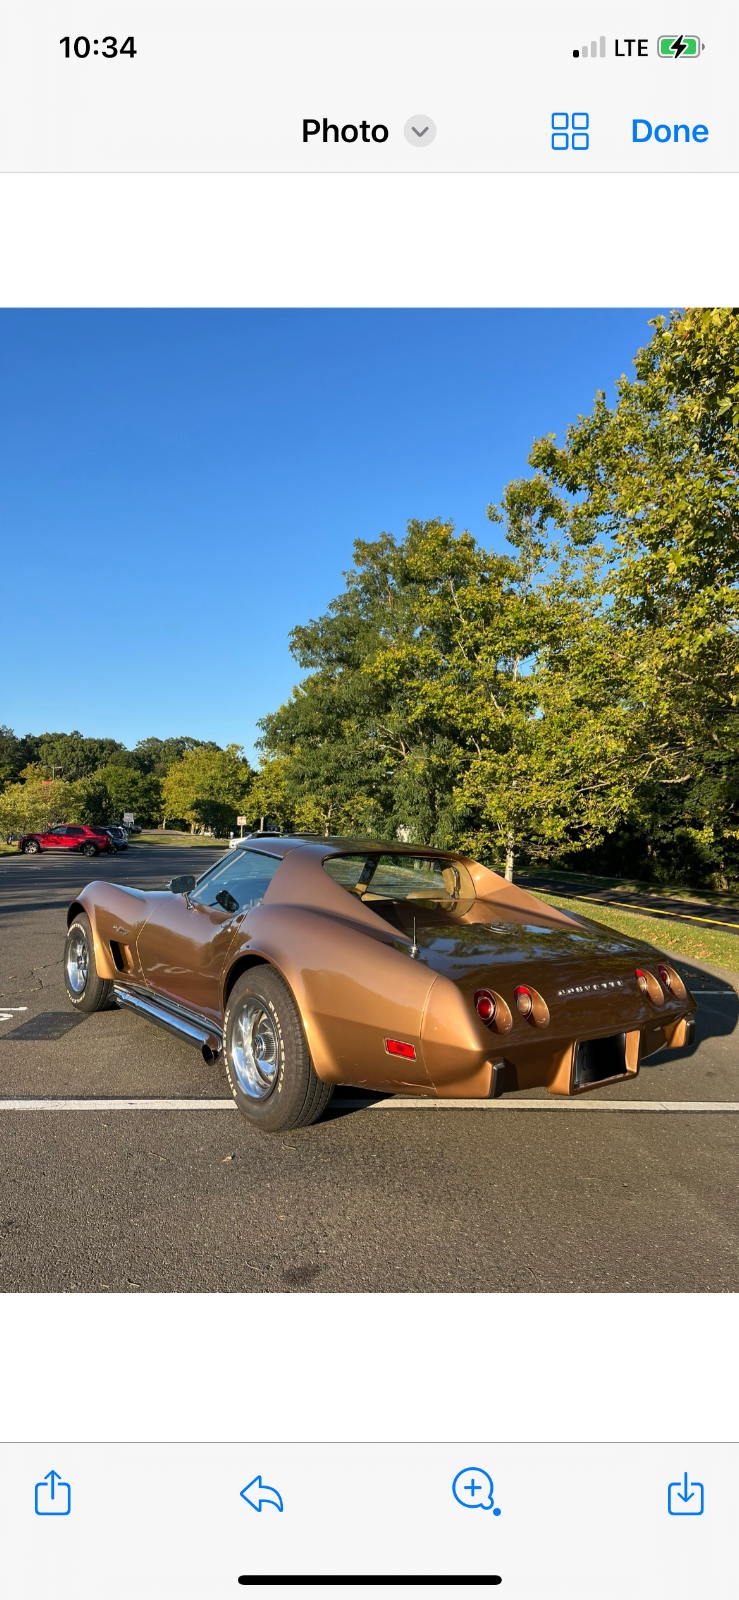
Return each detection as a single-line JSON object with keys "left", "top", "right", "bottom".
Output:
{"left": 504, "top": 833, "right": 515, "bottom": 882}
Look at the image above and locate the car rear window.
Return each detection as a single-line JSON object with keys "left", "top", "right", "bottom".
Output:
{"left": 323, "top": 852, "right": 474, "bottom": 903}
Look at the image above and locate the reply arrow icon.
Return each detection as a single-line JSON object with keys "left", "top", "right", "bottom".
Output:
{"left": 240, "top": 1475, "right": 284, "bottom": 1512}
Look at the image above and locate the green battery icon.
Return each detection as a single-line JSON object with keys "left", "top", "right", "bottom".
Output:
{"left": 658, "top": 34, "right": 701, "bottom": 58}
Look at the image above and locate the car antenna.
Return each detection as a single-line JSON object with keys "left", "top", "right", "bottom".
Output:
{"left": 409, "top": 916, "right": 420, "bottom": 960}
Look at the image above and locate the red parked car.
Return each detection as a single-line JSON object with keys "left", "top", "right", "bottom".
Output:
{"left": 17, "top": 824, "right": 114, "bottom": 857}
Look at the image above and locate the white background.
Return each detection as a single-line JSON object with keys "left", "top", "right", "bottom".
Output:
{"left": 0, "top": 173, "right": 737, "bottom": 306}
{"left": 2, "top": 1294, "right": 737, "bottom": 1442}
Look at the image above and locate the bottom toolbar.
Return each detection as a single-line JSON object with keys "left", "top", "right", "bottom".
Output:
{"left": 3, "top": 1441, "right": 733, "bottom": 1598}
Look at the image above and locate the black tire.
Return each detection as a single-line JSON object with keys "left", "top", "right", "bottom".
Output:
{"left": 64, "top": 913, "right": 114, "bottom": 1013}
{"left": 81, "top": 842, "right": 99, "bottom": 857}
{"left": 25, "top": 840, "right": 41, "bottom": 854}
{"left": 223, "top": 966, "right": 334, "bottom": 1132}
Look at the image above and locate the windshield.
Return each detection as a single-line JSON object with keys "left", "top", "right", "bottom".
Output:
{"left": 323, "top": 851, "right": 474, "bottom": 904}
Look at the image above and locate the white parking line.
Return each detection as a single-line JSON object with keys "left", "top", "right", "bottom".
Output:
{"left": 0, "top": 1097, "right": 736, "bottom": 1113}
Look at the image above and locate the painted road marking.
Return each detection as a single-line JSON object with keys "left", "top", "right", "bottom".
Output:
{"left": 561, "top": 894, "right": 739, "bottom": 935}
{"left": 0, "top": 1097, "right": 736, "bottom": 1113}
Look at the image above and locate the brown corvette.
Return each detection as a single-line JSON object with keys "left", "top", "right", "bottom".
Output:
{"left": 63, "top": 836, "right": 696, "bottom": 1131}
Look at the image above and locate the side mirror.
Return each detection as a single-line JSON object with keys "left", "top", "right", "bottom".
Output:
{"left": 170, "top": 874, "right": 196, "bottom": 895}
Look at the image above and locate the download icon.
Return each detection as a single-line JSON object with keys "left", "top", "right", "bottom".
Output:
{"left": 668, "top": 1472, "right": 704, "bottom": 1515}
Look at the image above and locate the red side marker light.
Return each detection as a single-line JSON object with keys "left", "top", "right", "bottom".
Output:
{"left": 385, "top": 1038, "right": 416, "bottom": 1060}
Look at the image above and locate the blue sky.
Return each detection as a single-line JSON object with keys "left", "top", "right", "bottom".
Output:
{"left": 0, "top": 309, "right": 665, "bottom": 760}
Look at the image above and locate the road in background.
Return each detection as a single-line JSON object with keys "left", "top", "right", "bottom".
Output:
{"left": 0, "top": 844, "right": 737, "bottom": 1293}
{"left": 517, "top": 871, "right": 739, "bottom": 936}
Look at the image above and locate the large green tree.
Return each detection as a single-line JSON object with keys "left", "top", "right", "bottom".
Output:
{"left": 161, "top": 744, "right": 253, "bottom": 833}
{"left": 520, "top": 306, "right": 739, "bottom": 885}
{"left": 259, "top": 515, "right": 632, "bottom": 870}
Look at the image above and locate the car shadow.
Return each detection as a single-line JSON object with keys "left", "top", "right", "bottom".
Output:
{"left": 323, "top": 1088, "right": 394, "bottom": 1121}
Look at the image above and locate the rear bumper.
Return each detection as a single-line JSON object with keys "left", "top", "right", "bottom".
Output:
{"left": 431, "top": 1014, "right": 696, "bottom": 1099}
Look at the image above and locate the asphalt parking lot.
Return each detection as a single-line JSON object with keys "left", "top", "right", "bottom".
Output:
{"left": 1, "top": 843, "right": 738, "bottom": 1293}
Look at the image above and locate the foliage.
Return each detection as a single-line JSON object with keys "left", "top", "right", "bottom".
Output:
{"left": 0, "top": 779, "right": 81, "bottom": 838}
{"left": 73, "top": 766, "right": 164, "bottom": 827}
{"left": 523, "top": 306, "right": 739, "bottom": 887}
{"left": 21, "top": 730, "right": 127, "bottom": 781}
{"left": 132, "top": 735, "right": 220, "bottom": 776}
{"left": 0, "top": 726, "right": 36, "bottom": 792}
{"left": 160, "top": 744, "right": 253, "bottom": 832}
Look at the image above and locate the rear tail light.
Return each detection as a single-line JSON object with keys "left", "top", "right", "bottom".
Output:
{"left": 474, "top": 990, "right": 496, "bottom": 1024}
{"left": 514, "top": 985, "right": 533, "bottom": 1018}
{"left": 473, "top": 989, "right": 512, "bottom": 1033}
{"left": 657, "top": 962, "right": 687, "bottom": 1000}
{"left": 513, "top": 984, "right": 550, "bottom": 1027}
{"left": 635, "top": 968, "right": 665, "bottom": 1006}
{"left": 384, "top": 1038, "right": 416, "bottom": 1060}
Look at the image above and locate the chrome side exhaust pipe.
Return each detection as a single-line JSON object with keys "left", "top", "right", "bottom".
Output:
{"left": 113, "top": 985, "right": 222, "bottom": 1063}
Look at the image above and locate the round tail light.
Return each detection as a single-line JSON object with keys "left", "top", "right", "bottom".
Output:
{"left": 514, "top": 985, "right": 533, "bottom": 1019}
{"left": 474, "top": 989, "right": 497, "bottom": 1024}
{"left": 657, "top": 962, "right": 687, "bottom": 999}
{"left": 635, "top": 968, "right": 665, "bottom": 1006}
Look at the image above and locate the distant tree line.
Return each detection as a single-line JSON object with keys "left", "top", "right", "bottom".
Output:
{"left": 0, "top": 732, "right": 258, "bottom": 839}
{"left": 2, "top": 308, "right": 738, "bottom": 887}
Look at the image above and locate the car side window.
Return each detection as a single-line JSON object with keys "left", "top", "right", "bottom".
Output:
{"left": 189, "top": 849, "right": 282, "bottom": 913}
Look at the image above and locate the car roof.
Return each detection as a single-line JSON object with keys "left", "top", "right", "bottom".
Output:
{"left": 232, "top": 835, "right": 465, "bottom": 861}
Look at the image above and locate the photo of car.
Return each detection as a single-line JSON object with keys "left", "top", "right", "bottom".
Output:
{"left": 63, "top": 836, "right": 697, "bottom": 1131}
{"left": 103, "top": 825, "right": 129, "bottom": 851}
{"left": 18, "top": 824, "right": 115, "bottom": 856}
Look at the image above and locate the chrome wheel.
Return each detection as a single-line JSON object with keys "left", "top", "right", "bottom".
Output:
{"left": 231, "top": 999, "right": 279, "bottom": 1100}
{"left": 66, "top": 929, "right": 89, "bottom": 995}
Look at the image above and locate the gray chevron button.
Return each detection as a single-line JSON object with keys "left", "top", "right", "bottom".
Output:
{"left": 404, "top": 114, "right": 437, "bottom": 147}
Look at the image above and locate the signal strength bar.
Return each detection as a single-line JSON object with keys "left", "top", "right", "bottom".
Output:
{"left": 573, "top": 37, "right": 606, "bottom": 58}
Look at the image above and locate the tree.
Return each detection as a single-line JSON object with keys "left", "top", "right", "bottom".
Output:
{"left": 0, "top": 727, "right": 36, "bottom": 792}
{"left": 73, "top": 765, "right": 164, "bottom": 827}
{"left": 132, "top": 735, "right": 221, "bottom": 775}
{"left": 22, "top": 730, "right": 126, "bottom": 780}
{"left": 519, "top": 306, "right": 739, "bottom": 886}
{"left": 0, "top": 778, "right": 81, "bottom": 839}
{"left": 161, "top": 745, "right": 253, "bottom": 833}
{"left": 259, "top": 515, "right": 636, "bottom": 872}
